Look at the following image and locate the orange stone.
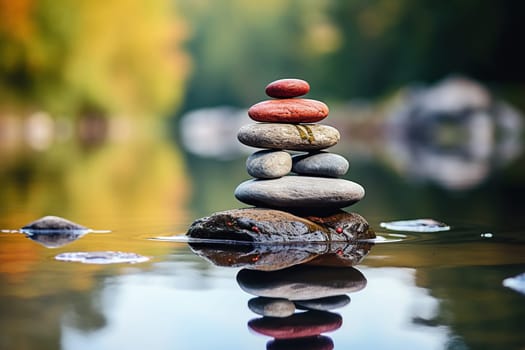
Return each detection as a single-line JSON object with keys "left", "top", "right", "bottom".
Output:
{"left": 265, "top": 78, "right": 310, "bottom": 98}
{"left": 248, "top": 99, "right": 329, "bottom": 123}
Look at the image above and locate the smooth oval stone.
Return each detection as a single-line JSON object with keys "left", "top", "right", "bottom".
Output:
{"left": 237, "top": 265, "right": 367, "bottom": 300}
{"left": 265, "top": 78, "right": 310, "bottom": 98}
{"left": 238, "top": 123, "right": 339, "bottom": 151}
{"left": 246, "top": 150, "right": 292, "bottom": 179}
{"left": 234, "top": 176, "right": 364, "bottom": 209}
{"left": 248, "top": 310, "right": 342, "bottom": 339}
{"left": 267, "top": 335, "right": 334, "bottom": 350}
{"left": 248, "top": 99, "right": 329, "bottom": 123}
{"left": 292, "top": 152, "right": 349, "bottom": 177}
{"left": 294, "top": 295, "right": 351, "bottom": 311}
{"left": 21, "top": 215, "right": 87, "bottom": 232}
{"left": 248, "top": 297, "right": 296, "bottom": 318}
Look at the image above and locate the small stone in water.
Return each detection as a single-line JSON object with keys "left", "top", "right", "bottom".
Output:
{"left": 248, "top": 297, "right": 296, "bottom": 318}
{"left": 502, "top": 273, "right": 525, "bottom": 295}
{"left": 55, "top": 251, "right": 149, "bottom": 264}
{"left": 21, "top": 215, "right": 88, "bottom": 232}
{"left": 379, "top": 219, "right": 450, "bottom": 232}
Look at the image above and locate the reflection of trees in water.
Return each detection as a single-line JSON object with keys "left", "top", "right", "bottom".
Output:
{"left": 0, "top": 133, "right": 190, "bottom": 229}
{"left": 381, "top": 77, "right": 523, "bottom": 190}
{"left": 419, "top": 265, "right": 525, "bottom": 350}
{"left": 0, "top": 280, "right": 107, "bottom": 349}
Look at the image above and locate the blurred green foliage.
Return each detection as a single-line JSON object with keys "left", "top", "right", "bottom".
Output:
{"left": 0, "top": 0, "right": 523, "bottom": 117}
{"left": 179, "top": 0, "right": 525, "bottom": 110}
{"left": 0, "top": 0, "right": 189, "bottom": 117}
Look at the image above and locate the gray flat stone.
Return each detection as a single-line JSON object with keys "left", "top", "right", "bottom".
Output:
{"left": 237, "top": 123, "right": 340, "bottom": 151}
{"left": 237, "top": 265, "right": 367, "bottom": 300}
{"left": 248, "top": 297, "right": 296, "bottom": 318}
{"left": 292, "top": 152, "right": 349, "bottom": 177}
{"left": 246, "top": 150, "right": 292, "bottom": 179}
{"left": 234, "top": 176, "right": 364, "bottom": 209}
{"left": 294, "top": 295, "right": 351, "bottom": 311}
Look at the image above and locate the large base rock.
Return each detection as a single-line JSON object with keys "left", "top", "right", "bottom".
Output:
{"left": 186, "top": 208, "right": 374, "bottom": 243}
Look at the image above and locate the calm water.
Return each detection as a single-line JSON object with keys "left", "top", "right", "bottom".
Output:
{"left": 1, "top": 215, "right": 524, "bottom": 350}
{"left": 2, "top": 80, "right": 525, "bottom": 350}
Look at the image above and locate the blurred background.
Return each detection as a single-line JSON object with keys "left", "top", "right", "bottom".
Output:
{"left": 1, "top": 2, "right": 525, "bottom": 349}
{"left": 1, "top": 0, "right": 524, "bottom": 230}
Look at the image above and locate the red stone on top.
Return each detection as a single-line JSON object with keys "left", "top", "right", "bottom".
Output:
{"left": 248, "top": 98, "right": 329, "bottom": 123}
{"left": 265, "top": 78, "right": 310, "bottom": 98}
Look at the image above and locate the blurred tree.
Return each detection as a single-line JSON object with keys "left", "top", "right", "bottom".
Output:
{"left": 317, "top": 0, "right": 525, "bottom": 99}
{"left": 177, "top": 0, "right": 335, "bottom": 110}
{"left": 0, "top": 0, "right": 190, "bottom": 117}
{"left": 176, "top": 0, "right": 525, "bottom": 110}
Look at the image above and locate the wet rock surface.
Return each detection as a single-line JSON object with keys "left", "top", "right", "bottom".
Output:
{"left": 187, "top": 208, "right": 330, "bottom": 243}
{"left": 186, "top": 208, "right": 374, "bottom": 244}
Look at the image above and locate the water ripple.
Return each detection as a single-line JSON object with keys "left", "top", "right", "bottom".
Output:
{"left": 55, "top": 251, "right": 149, "bottom": 264}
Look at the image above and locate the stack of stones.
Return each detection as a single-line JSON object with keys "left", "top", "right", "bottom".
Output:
{"left": 235, "top": 78, "right": 364, "bottom": 212}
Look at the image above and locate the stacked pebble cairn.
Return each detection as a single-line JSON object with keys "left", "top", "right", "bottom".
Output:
{"left": 235, "top": 78, "right": 365, "bottom": 212}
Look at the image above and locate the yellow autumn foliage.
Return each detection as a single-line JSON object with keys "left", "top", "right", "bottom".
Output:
{"left": 0, "top": 0, "right": 190, "bottom": 117}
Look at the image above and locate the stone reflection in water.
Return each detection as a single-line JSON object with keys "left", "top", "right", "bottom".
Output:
{"left": 190, "top": 240, "right": 373, "bottom": 271}
{"left": 381, "top": 76, "right": 523, "bottom": 190}
{"left": 238, "top": 264, "right": 367, "bottom": 349}
{"left": 266, "top": 335, "right": 334, "bottom": 350}
{"left": 186, "top": 205, "right": 372, "bottom": 348}
{"left": 20, "top": 215, "right": 91, "bottom": 248}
